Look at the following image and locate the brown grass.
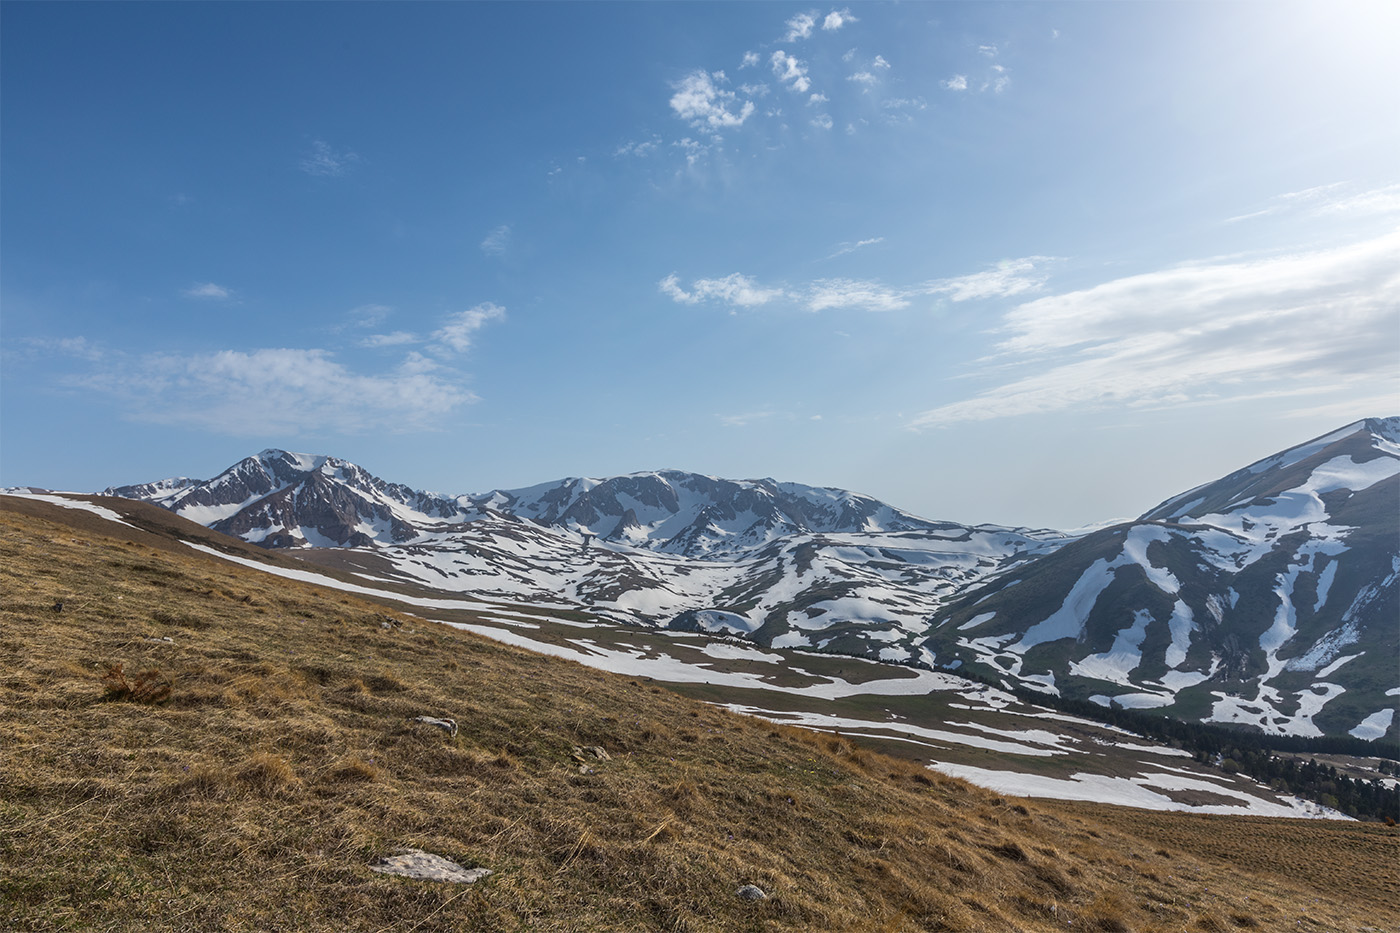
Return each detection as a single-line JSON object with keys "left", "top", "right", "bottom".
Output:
{"left": 1, "top": 497, "right": 1397, "bottom": 932}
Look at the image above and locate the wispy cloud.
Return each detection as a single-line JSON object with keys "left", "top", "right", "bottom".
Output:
{"left": 719, "top": 410, "right": 782, "bottom": 427}
{"left": 616, "top": 138, "right": 661, "bottom": 157}
{"left": 941, "top": 74, "right": 968, "bottom": 91}
{"left": 805, "top": 279, "right": 910, "bottom": 312}
{"left": 1225, "top": 181, "right": 1400, "bottom": 224}
{"left": 22, "top": 336, "right": 105, "bottom": 361}
{"left": 924, "top": 257, "right": 1054, "bottom": 302}
{"left": 299, "top": 139, "right": 360, "bottom": 177}
{"left": 183, "top": 282, "right": 233, "bottom": 300}
{"left": 359, "top": 331, "right": 419, "bottom": 349}
{"left": 810, "top": 113, "right": 834, "bottom": 130}
{"left": 827, "top": 236, "right": 885, "bottom": 259}
{"left": 740, "top": 51, "right": 760, "bottom": 69}
{"left": 659, "top": 273, "right": 786, "bottom": 308}
{"left": 480, "top": 225, "right": 511, "bottom": 256}
{"left": 662, "top": 256, "right": 1052, "bottom": 312}
{"left": 909, "top": 232, "right": 1400, "bottom": 428}
{"left": 432, "top": 303, "right": 506, "bottom": 353}
{"left": 985, "top": 64, "right": 1011, "bottom": 93}
{"left": 669, "top": 71, "right": 755, "bottom": 130}
{"left": 69, "top": 348, "right": 475, "bottom": 436}
{"left": 347, "top": 304, "right": 393, "bottom": 329}
{"left": 771, "top": 51, "right": 811, "bottom": 94}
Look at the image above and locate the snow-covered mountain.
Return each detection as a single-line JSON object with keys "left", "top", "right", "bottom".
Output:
{"left": 106, "top": 452, "right": 1071, "bottom": 659}
{"left": 106, "top": 449, "right": 475, "bottom": 547}
{"left": 923, "top": 418, "right": 1399, "bottom": 741}
{"left": 104, "top": 419, "right": 1399, "bottom": 740}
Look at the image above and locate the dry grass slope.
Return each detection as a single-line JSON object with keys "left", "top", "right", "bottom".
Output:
{"left": 1, "top": 498, "right": 1396, "bottom": 932}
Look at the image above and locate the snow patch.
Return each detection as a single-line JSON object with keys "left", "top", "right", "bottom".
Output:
{"left": 1349, "top": 708, "right": 1395, "bottom": 740}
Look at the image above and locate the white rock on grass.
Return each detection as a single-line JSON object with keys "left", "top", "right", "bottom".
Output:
{"left": 369, "top": 847, "right": 490, "bottom": 883}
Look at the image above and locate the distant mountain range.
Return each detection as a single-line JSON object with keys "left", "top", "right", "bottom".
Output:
{"left": 103, "top": 418, "right": 1399, "bottom": 742}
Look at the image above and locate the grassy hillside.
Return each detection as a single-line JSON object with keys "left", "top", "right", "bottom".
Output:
{"left": 2, "top": 498, "right": 1396, "bottom": 932}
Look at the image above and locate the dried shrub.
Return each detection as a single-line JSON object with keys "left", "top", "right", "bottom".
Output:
{"left": 101, "top": 662, "right": 172, "bottom": 703}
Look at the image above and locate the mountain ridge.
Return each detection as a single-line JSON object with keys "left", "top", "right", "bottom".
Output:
{"left": 99, "top": 418, "right": 1399, "bottom": 740}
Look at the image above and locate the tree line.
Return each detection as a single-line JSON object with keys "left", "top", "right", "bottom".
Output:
{"left": 984, "top": 676, "right": 1400, "bottom": 821}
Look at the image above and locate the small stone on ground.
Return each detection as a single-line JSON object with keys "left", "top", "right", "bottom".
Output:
{"left": 736, "top": 883, "right": 766, "bottom": 901}
{"left": 369, "top": 847, "right": 491, "bottom": 883}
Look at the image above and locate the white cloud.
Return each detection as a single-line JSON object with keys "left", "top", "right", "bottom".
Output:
{"left": 771, "top": 51, "right": 811, "bottom": 94}
{"left": 669, "top": 70, "right": 755, "bottom": 130}
{"left": 805, "top": 279, "right": 910, "bottom": 312}
{"left": 848, "top": 71, "right": 877, "bottom": 87}
{"left": 924, "top": 257, "right": 1054, "bottom": 302}
{"left": 826, "top": 236, "right": 885, "bottom": 259}
{"left": 783, "top": 12, "right": 817, "bottom": 42}
{"left": 480, "top": 225, "right": 511, "bottom": 256}
{"left": 183, "top": 282, "right": 232, "bottom": 300}
{"left": 659, "top": 256, "right": 1053, "bottom": 315}
{"left": 660, "top": 273, "right": 786, "bottom": 308}
{"left": 300, "top": 139, "right": 360, "bottom": 177}
{"left": 72, "top": 348, "right": 474, "bottom": 435}
{"left": 909, "top": 232, "right": 1400, "bottom": 428}
{"left": 942, "top": 74, "right": 968, "bottom": 91}
{"left": 658, "top": 274, "right": 696, "bottom": 304}
{"left": 360, "top": 331, "right": 419, "bottom": 348}
{"left": 823, "top": 9, "right": 856, "bottom": 31}
{"left": 809, "top": 92, "right": 829, "bottom": 105}
{"left": 872, "top": 55, "right": 890, "bottom": 69}
{"left": 810, "top": 114, "right": 834, "bottom": 130}
{"left": 432, "top": 303, "right": 505, "bottom": 353}
{"left": 978, "top": 44, "right": 998, "bottom": 57}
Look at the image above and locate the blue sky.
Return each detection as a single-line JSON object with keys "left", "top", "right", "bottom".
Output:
{"left": 3, "top": 1, "right": 1397, "bottom": 529}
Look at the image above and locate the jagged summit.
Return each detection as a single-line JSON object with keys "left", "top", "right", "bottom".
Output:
{"left": 109, "top": 454, "right": 1018, "bottom": 557}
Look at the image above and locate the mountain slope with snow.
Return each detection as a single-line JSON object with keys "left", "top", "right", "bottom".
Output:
{"left": 103, "top": 419, "right": 1399, "bottom": 740}
{"left": 923, "top": 419, "right": 1399, "bottom": 741}
{"left": 107, "top": 452, "right": 1071, "bottom": 661}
